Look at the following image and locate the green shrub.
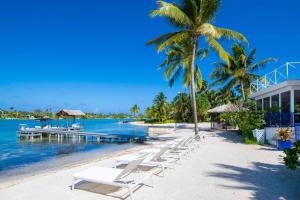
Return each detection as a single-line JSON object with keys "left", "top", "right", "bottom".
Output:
{"left": 219, "top": 111, "right": 265, "bottom": 142}
{"left": 237, "top": 111, "right": 265, "bottom": 140}
{"left": 244, "top": 137, "right": 258, "bottom": 144}
{"left": 284, "top": 141, "right": 300, "bottom": 170}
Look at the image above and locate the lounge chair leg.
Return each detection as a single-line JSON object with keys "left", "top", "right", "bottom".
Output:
{"left": 162, "top": 165, "right": 165, "bottom": 177}
{"left": 150, "top": 174, "right": 154, "bottom": 187}
{"left": 128, "top": 186, "right": 134, "bottom": 200}
{"left": 71, "top": 178, "right": 75, "bottom": 191}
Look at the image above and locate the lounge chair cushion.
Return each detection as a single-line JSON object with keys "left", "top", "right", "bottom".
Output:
{"left": 73, "top": 167, "right": 123, "bottom": 184}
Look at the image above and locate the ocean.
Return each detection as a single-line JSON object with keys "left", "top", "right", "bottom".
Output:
{"left": 0, "top": 119, "right": 146, "bottom": 180}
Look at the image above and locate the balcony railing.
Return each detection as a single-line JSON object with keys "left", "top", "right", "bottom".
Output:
{"left": 250, "top": 62, "right": 300, "bottom": 94}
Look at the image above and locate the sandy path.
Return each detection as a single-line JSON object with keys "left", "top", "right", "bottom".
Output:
{"left": 0, "top": 128, "right": 299, "bottom": 200}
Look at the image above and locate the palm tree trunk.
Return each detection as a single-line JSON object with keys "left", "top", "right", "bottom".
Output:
{"left": 190, "top": 37, "right": 199, "bottom": 135}
{"left": 240, "top": 80, "right": 246, "bottom": 102}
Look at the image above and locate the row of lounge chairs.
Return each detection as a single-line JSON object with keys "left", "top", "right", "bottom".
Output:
{"left": 71, "top": 134, "right": 202, "bottom": 200}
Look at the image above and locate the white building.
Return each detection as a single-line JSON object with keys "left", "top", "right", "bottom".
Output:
{"left": 249, "top": 62, "right": 300, "bottom": 143}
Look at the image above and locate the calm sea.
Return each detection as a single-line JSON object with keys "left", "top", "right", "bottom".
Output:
{"left": 0, "top": 119, "right": 146, "bottom": 179}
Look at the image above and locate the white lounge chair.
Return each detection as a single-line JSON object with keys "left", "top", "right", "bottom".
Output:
{"left": 165, "top": 137, "right": 195, "bottom": 158}
{"left": 72, "top": 157, "right": 153, "bottom": 200}
{"left": 115, "top": 146, "right": 177, "bottom": 176}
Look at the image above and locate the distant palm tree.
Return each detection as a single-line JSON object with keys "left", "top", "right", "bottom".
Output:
{"left": 210, "top": 43, "right": 276, "bottom": 102}
{"left": 153, "top": 92, "right": 169, "bottom": 122}
{"left": 148, "top": 0, "right": 248, "bottom": 134}
{"left": 172, "top": 92, "right": 190, "bottom": 122}
{"left": 159, "top": 41, "right": 208, "bottom": 90}
{"left": 130, "top": 104, "right": 140, "bottom": 118}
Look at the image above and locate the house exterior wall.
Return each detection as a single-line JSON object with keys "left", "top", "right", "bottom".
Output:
{"left": 250, "top": 80, "right": 300, "bottom": 127}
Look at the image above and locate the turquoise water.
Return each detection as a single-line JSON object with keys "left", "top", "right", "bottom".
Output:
{"left": 0, "top": 119, "right": 146, "bottom": 177}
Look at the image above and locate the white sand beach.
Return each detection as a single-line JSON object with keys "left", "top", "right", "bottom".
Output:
{"left": 1, "top": 126, "right": 300, "bottom": 200}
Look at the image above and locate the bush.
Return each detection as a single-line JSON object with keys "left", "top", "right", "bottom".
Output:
{"left": 284, "top": 141, "right": 300, "bottom": 170}
{"left": 244, "top": 137, "right": 258, "bottom": 144}
{"left": 219, "top": 111, "right": 265, "bottom": 142}
{"left": 237, "top": 111, "right": 265, "bottom": 140}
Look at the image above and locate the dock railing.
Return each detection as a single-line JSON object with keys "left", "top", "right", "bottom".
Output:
{"left": 250, "top": 62, "right": 300, "bottom": 94}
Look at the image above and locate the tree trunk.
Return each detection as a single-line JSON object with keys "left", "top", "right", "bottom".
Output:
{"left": 240, "top": 80, "right": 246, "bottom": 102}
{"left": 190, "top": 37, "right": 199, "bottom": 135}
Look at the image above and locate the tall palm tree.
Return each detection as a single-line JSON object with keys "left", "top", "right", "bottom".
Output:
{"left": 210, "top": 43, "right": 277, "bottom": 102}
{"left": 159, "top": 41, "right": 208, "bottom": 89}
{"left": 148, "top": 0, "right": 248, "bottom": 134}
{"left": 130, "top": 104, "right": 140, "bottom": 118}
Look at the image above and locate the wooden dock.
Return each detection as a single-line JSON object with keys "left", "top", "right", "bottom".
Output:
{"left": 17, "top": 128, "right": 147, "bottom": 143}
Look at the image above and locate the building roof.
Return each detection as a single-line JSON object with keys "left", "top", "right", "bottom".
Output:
{"left": 56, "top": 109, "right": 85, "bottom": 117}
{"left": 208, "top": 103, "right": 246, "bottom": 114}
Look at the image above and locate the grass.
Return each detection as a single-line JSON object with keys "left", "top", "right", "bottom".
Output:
{"left": 144, "top": 119, "right": 177, "bottom": 124}
{"left": 244, "top": 137, "right": 258, "bottom": 145}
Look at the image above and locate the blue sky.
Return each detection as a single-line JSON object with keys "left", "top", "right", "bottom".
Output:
{"left": 0, "top": 0, "right": 300, "bottom": 113}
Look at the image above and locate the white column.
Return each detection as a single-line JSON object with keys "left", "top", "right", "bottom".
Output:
{"left": 279, "top": 93, "right": 282, "bottom": 112}
{"left": 291, "top": 89, "right": 295, "bottom": 113}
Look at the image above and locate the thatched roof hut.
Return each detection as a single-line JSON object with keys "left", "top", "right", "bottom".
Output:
{"left": 208, "top": 103, "right": 246, "bottom": 114}
{"left": 208, "top": 103, "right": 247, "bottom": 130}
{"left": 55, "top": 109, "right": 85, "bottom": 118}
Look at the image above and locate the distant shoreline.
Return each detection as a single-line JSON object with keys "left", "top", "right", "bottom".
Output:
{"left": 0, "top": 117, "right": 133, "bottom": 120}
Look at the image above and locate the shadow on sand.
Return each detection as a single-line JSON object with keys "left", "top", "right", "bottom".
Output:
{"left": 208, "top": 130, "right": 245, "bottom": 144}
{"left": 207, "top": 162, "right": 300, "bottom": 199}
{"left": 209, "top": 130, "right": 277, "bottom": 151}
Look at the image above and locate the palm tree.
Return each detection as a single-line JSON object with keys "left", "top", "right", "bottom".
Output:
{"left": 153, "top": 92, "right": 169, "bottom": 122}
{"left": 159, "top": 41, "right": 208, "bottom": 89}
{"left": 210, "top": 43, "right": 276, "bottom": 102}
{"left": 172, "top": 92, "right": 190, "bottom": 122}
{"left": 130, "top": 104, "right": 140, "bottom": 118}
{"left": 148, "top": 0, "right": 248, "bottom": 134}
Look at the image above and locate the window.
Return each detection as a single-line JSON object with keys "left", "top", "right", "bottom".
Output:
{"left": 263, "top": 97, "right": 270, "bottom": 111}
{"left": 281, "top": 91, "right": 291, "bottom": 113}
{"left": 271, "top": 94, "right": 279, "bottom": 112}
{"left": 295, "top": 90, "right": 300, "bottom": 113}
{"left": 295, "top": 90, "right": 300, "bottom": 123}
{"left": 256, "top": 99, "right": 262, "bottom": 111}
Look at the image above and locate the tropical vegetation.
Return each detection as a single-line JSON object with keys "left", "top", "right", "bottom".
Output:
{"left": 218, "top": 110, "right": 265, "bottom": 143}
{"left": 284, "top": 141, "right": 300, "bottom": 170}
{"left": 130, "top": 104, "right": 140, "bottom": 118}
{"left": 0, "top": 108, "right": 131, "bottom": 119}
{"left": 148, "top": 0, "right": 248, "bottom": 134}
{"left": 210, "top": 43, "right": 276, "bottom": 102}
{"left": 144, "top": 91, "right": 211, "bottom": 123}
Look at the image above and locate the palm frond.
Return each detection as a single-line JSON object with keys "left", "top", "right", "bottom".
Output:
{"left": 247, "top": 48, "right": 256, "bottom": 65}
{"left": 217, "top": 28, "right": 249, "bottom": 45}
{"left": 198, "top": 0, "right": 221, "bottom": 23}
{"left": 147, "top": 32, "right": 179, "bottom": 46}
{"left": 206, "top": 36, "right": 230, "bottom": 64}
{"left": 164, "top": 61, "right": 180, "bottom": 78}
{"left": 195, "top": 66, "right": 203, "bottom": 89}
{"left": 150, "top": 1, "right": 193, "bottom": 27}
{"left": 168, "top": 66, "right": 182, "bottom": 87}
{"left": 249, "top": 58, "right": 277, "bottom": 71}
{"left": 157, "top": 31, "right": 190, "bottom": 52}
{"left": 197, "top": 23, "right": 220, "bottom": 38}
{"left": 197, "top": 48, "right": 209, "bottom": 60}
